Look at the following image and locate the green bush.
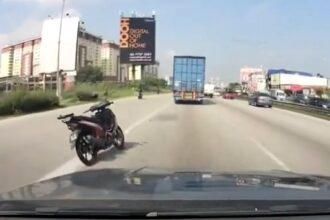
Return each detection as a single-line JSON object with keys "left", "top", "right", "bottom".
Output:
{"left": 76, "top": 66, "right": 103, "bottom": 83}
{"left": 19, "top": 92, "right": 59, "bottom": 113}
{"left": 9, "top": 90, "right": 26, "bottom": 110}
{"left": 0, "top": 91, "right": 59, "bottom": 114}
{"left": 76, "top": 90, "right": 98, "bottom": 101}
{"left": 0, "top": 91, "right": 26, "bottom": 116}
{"left": 0, "top": 98, "right": 14, "bottom": 116}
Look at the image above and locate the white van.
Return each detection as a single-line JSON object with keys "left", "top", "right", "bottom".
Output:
{"left": 270, "top": 89, "right": 286, "bottom": 101}
{"left": 204, "top": 84, "right": 215, "bottom": 98}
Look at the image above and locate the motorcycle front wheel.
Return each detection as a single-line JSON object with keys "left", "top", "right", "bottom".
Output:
{"left": 114, "top": 126, "right": 125, "bottom": 150}
{"left": 75, "top": 134, "right": 98, "bottom": 166}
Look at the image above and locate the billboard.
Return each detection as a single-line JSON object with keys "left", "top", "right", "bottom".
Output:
{"left": 40, "top": 17, "right": 79, "bottom": 73}
{"left": 120, "top": 17, "right": 155, "bottom": 64}
{"left": 240, "top": 67, "right": 263, "bottom": 84}
{"left": 271, "top": 73, "right": 327, "bottom": 87}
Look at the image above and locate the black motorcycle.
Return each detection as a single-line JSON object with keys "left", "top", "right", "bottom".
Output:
{"left": 57, "top": 100, "right": 125, "bottom": 166}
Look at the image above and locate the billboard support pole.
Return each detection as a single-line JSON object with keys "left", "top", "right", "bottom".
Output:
{"left": 132, "top": 64, "right": 136, "bottom": 82}
{"left": 56, "top": 0, "right": 65, "bottom": 99}
{"left": 116, "top": 55, "right": 120, "bottom": 82}
{"left": 138, "top": 64, "right": 144, "bottom": 99}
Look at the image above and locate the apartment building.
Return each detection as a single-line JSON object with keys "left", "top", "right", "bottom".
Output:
{"left": 1, "top": 17, "right": 102, "bottom": 79}
{"left": 0, "top": 37, "right": 41, "bottom": 77}
{"left": 77, "top": 30, "right": 102, "bottom": 69}
{"left": 101, "top": 41, "right": 120, "bottom": 81}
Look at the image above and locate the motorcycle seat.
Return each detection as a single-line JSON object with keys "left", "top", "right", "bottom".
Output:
{"left": 76, "top": 116, "right": 101, "bottom": 125}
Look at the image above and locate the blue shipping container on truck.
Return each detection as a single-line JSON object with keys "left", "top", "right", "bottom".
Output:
{"left": 172, "top": 56, "right": 206, "bottom": 104}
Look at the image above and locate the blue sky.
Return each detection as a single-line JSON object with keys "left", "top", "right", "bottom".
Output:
{"left": 1, "top": 0, "right": 330, "bottom": 82}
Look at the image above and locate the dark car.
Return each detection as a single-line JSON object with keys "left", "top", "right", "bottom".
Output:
{"left": 293, "top": 94, "right": 310, "bottom": 105}
{"left": 248, "top": 92, "right": 272, "bottom": 108}
{"left": 309, "top": 97, "right": 330, "bottom": 109}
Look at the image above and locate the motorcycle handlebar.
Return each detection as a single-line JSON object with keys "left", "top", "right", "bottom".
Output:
{"left": 85, "top": 101, "right": 114, "bottom": 113}
{"left": 57, "top": 113, "right": 74, "bottom": 120}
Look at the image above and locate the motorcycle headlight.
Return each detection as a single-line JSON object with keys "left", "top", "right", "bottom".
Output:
{"left": 68, "top": 123, "right": 79, "bottom": 130}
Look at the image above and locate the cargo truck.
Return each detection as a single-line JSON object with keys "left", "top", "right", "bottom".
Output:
{"left": 204, "top": 83, "right": 215, "bottom": 98}
{"left": 173, "top": 56, "right": 206, "bottom": 104}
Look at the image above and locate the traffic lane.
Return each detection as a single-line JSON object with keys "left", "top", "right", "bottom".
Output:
{"left": 0, "top": 94, "right": 171, "bottom": 193}
{"left": 84, "top": 98, "right": 290, "bottom": 173}
{"left": 218, "top": 97, "right": 329, "bottom": 146}
{"left": 214, "top": 97, "right": 330, "bottom": 176}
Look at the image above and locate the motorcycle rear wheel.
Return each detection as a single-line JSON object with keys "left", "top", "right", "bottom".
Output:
{"left": 76, "top": 134, "right": 98, "bottom": 166}
{"left": 114, "top": 126, "right": 125, "bottom": 150}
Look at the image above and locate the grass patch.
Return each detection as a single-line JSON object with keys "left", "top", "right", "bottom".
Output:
{"left": 61, "top": 82, "right": 168, "bottom": 107}
{"left": 0, "top": 91, "right": 59, "bottom": 116}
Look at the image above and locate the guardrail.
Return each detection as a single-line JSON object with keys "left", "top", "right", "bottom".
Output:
{"left": 236, "top": 95, "right": 330, "bottom": 120}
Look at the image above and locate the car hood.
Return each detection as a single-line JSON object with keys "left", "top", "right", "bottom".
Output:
{"left": 1, "top": 168, "right": 330, "bottom": 201}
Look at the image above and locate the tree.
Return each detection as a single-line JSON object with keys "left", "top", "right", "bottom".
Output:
{"left": 158, "top": 79, "right": 167, "bottom": 88}
{"left": 76, "top": 66, "right": 103, "bottom": 83}
{"left": 228, "top": 82, "right": 241, "bottom": 91}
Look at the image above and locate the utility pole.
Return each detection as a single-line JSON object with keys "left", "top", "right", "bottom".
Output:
{"left": 56, "top": 0, "right": 65, "bottom": 98}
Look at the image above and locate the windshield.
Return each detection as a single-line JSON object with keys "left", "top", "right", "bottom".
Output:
{"left": 1, "top": 0, "right": 330, "bottom": 217}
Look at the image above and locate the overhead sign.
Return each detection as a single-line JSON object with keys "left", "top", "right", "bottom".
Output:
{"left": 120, "top": 17, "right": 156, "bottom": 64}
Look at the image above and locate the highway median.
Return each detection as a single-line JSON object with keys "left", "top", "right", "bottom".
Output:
{"left": 236, "top": 95, "right": 330, "bottom": 121}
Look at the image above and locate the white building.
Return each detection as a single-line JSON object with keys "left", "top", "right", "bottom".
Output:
{"left": 240, "top": 67, "right": 263, "bottom": 84}
{"left": 249, "top": 73, "right": 266, "bottom": 93}
{"left": 128, "top": 62, "right": 159, "bottom": 81}
{"left": 40, "top": 16, "right": 102, "bottom": 76}
{"left": 164, "top": 75, "right": 173, "bottom": 86}
{"left": 0, "top": 16, "right": 106, "bottom": 90}
{"left": 101, "top": 41, "right": 120, "bottom": 81}
{"left": 1, "top": 17, "right": 102, "bottom": 79}
{"left": 239, "top": 67, "right": 265, "bottom": 93}
{"left": 268, "top": 69, "right": 328, "bottom": 95}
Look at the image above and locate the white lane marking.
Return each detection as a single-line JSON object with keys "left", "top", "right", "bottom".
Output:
{"left": 38, "top": 102, "right": 171, "bottom": 181}
{"left": 249, "top": 137, "right": 290, "bottom": 171}
{"left": 124, "top": 103, "right": 171, "bottom": 134}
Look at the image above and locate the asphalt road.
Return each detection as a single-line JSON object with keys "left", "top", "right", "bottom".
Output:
{"left": 1, "top": 94, "right": 330, "bottom": 193}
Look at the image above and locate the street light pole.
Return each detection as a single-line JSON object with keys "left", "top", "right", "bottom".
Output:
{"left": 56, "top": 0, "right": 65, "bottom": 98}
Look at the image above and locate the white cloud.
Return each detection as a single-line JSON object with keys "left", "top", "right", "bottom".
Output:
{"left": 0, "top": 19, "right": 42, "bottom": 47}
{"left": 2, "top": 0, "right": 61, "bottom": 6}
{"left": 0, "top": 2, "right": 81, "bottom": 47}
{"left": 166, "top": 50, "right": 176, "bottom": 58}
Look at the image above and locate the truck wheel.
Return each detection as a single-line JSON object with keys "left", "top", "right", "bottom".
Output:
{"left": 198, "top": 100, "right": 203, "bottom": 105}
{"left": 210, "top": 94, "right": 213, "bottom": 98}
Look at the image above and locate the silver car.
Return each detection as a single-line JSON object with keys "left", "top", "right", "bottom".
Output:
{"left": 248, "top": 92, "right": 273, "bottom": 108}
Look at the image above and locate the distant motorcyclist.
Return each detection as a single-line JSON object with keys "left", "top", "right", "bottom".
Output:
{"left": 138, "top": 84, "right": 143, "bottom": 99}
